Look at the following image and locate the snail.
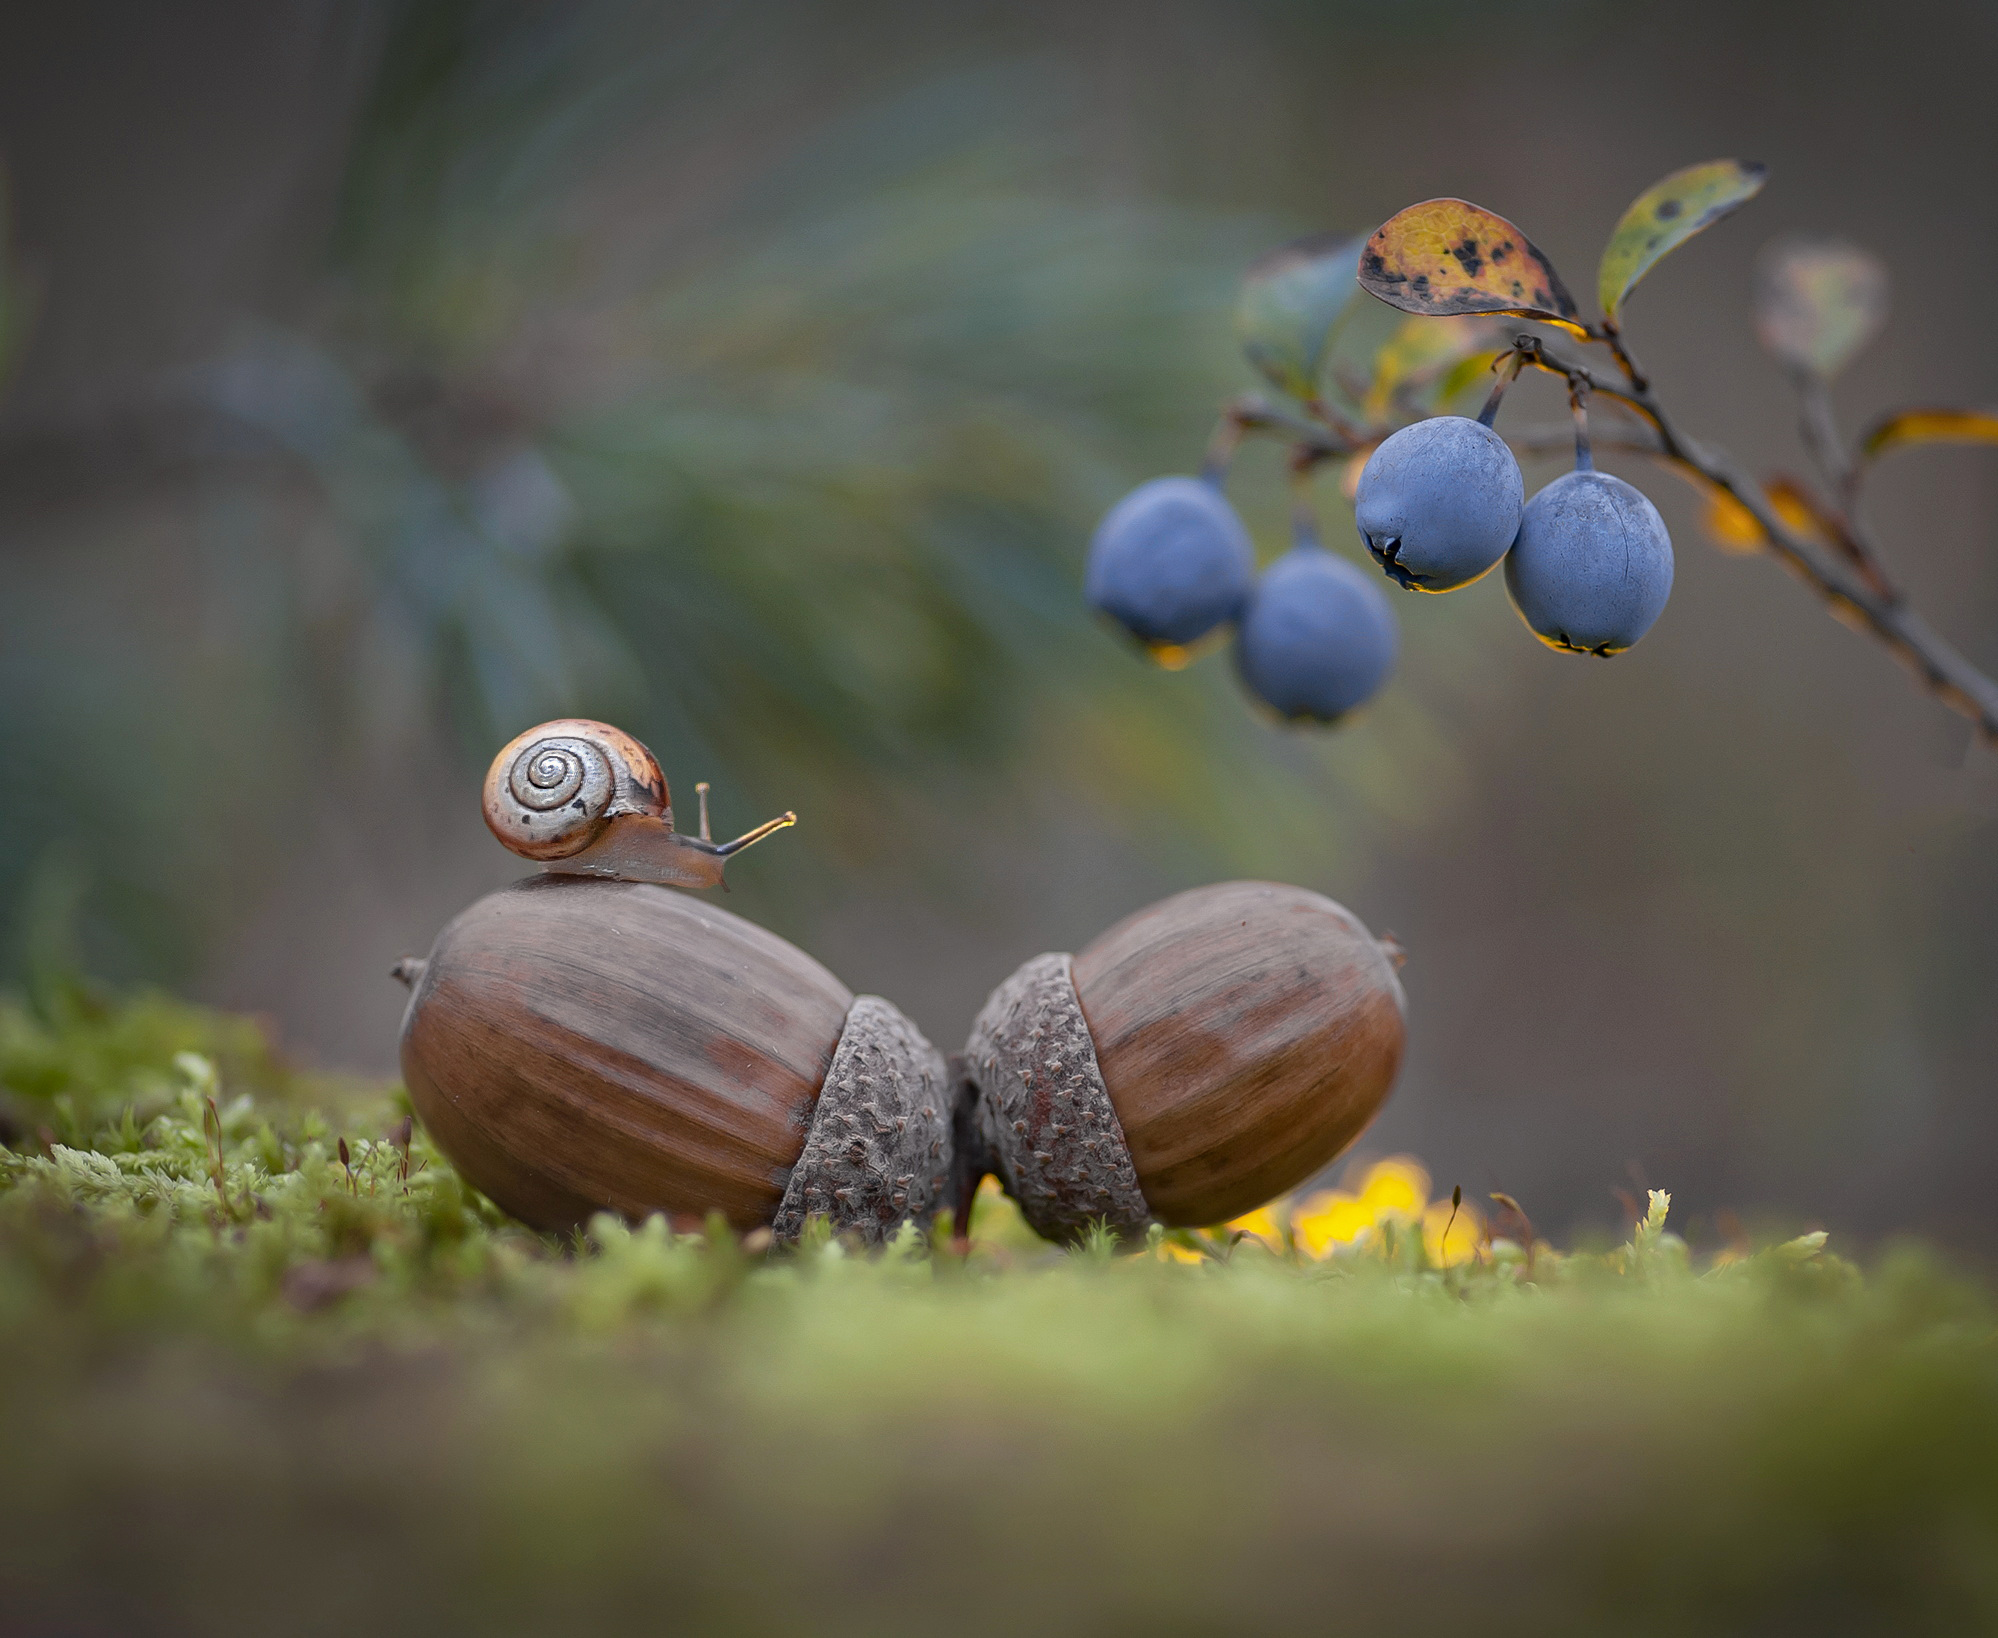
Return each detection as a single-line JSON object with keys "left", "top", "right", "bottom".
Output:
{"left": 481, "top": 718, "right": 797, "bottom": 889}
{"left": 952, "top": 880, "right": 1407, "bottom": 1241}
{"left": 396, "top": 720, "right": 949, "bottom": 1242}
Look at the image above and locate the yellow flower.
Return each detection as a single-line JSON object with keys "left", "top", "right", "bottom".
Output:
{"left": 1292, "top": 1190, "right": 1373, "bottom": 1257}
{"left": 1290, "top": 1157, "right": 1441, "bottom": 1260}
{"left": 1220, "top": 1157, "right": 1484, "bottom": 1266}
{"left": 1355, "top": 1157, "right": 1429, "bottom": 1218}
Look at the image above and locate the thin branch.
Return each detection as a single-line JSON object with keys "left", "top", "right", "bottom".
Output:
{"left": 1211, "top": 392, "right": 1357, "bottom": 477}
{"left": 1230, "top": 330, "right": 1998, "bottom": 741}
{"left": 1594, "top": 320, "right": 1650, "bottom": 394}
{"left": 1782, "top": 371, "right": 1898, "bottom": 602}
{"left": 1555, "top": 334, "right": 1998, "bottom": 740}
{"left": 1220, "top": 393, "right": 1353, "bottom": 452}
{"left": 1795, "top": 371, "right": 1855, "bottom": 498}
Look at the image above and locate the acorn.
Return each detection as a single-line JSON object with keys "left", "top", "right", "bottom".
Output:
{"left": 956, "top": 881, "right": 1406, "bottom": 1239}
{"left": 395, "top": 720, "right": 950, "bottom": 1242}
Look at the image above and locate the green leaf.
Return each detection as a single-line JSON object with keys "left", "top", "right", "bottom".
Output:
{"left": 1756, "top": 239, "right": 1889, "bottom": 379}
{"left": 1434, "top": 345, "right": 1510, "bottom": 412}
{"left": 1234, "top": 233, "right": 1363, "bottom": 401}
{"left": 1358, "top": 200, "right": 1584, "bottom": 337}
{"left": 1858, "top": 408, "right": 1998, "bottom": 462}
{"left": 1597, "top": 159, "right": 1766, "bottom": 321}
{"left": 1361, "top": 315, "right": 1505, "bottom": 420}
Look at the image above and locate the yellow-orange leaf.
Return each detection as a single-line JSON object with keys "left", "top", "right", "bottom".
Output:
{"left": 1358, "top": 200, "right": 1585, "bottom": 337}
{"left": 1859, "top": 408, "right": 1998, "bottom": 461}
{"left": 1757, "top": 240, "right": 1889, "bottom": 379}
{"left": 1684, "top": 470, "right": 1827, "bottom": 554}
{"left": 1598, "top": 159, "right": 1766, "bottom": 321}
{"left": 1699, "top": 486, "right": 1765, "bottom": 553}
{"left": 1767, "top": 479, "right": 1833, "bottom": 542}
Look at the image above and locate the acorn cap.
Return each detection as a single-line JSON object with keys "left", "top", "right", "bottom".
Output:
{"left": 963, "top": 952, "right": 1151, "bottom": 1244}
{"left": 771, "top": 995, "right": 951, "bottom": 1243}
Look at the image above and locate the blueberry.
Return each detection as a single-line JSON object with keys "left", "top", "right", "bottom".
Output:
{"left": 1235, "top": 535, "right": 1398, "bottom": 722}
{"left": 1504, "top": 470, "right": 1674, "bottom": 656}
{"left": 1085, "top": 476, "right": 1256, "bottom": 651}
{"left": 1355, "top": 415, "right": 1524, "bottom": 593}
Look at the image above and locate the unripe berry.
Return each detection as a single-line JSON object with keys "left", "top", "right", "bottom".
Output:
{"left": 1234, "top": 534, "right": 1398, "bottom": 722}
{"left": 1085, "top": 476, "right": 1256, "bottom": 650}
{"left": 1504, "top": 469, "right": 1674, "bottom": 655}
{"left": 1355, "top": 415, "right": 1524, "bottom": 592}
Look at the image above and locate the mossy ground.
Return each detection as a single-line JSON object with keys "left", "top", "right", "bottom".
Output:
{"left": 3, "top": 984, "right": 1997, "bottom": 1637}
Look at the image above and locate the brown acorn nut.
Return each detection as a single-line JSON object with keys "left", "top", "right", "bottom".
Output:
{"left": 959, "top": 881, "right": 1407, "bottom": 1239}
{"left": 397, "top": 721, "right": 949, "bottom": 1242}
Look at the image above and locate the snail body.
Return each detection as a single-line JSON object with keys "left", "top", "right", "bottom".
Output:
{"left": 960, "top": 881, "right": 1406, "bottom": 1237}
{"left": 398, "top": 721, "right": 945, "bottom": 1241}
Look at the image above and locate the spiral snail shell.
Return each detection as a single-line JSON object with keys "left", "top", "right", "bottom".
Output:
{"left": 482, "top": 718, "right": 793, "bottom": 890}
{"left": 483, "top": 720, "right": 670, "bottom": 861}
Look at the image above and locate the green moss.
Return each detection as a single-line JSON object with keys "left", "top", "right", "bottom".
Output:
{"left": 2, "top": 987, "right": 1996, "bottom": 1636}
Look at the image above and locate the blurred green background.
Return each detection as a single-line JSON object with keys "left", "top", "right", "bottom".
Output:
{"left": 0, "top": 0, "right": 1993, "bottom": 1246}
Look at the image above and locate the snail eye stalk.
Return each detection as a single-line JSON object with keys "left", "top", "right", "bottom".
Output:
{"left": 714, "top": 811, "right": 797, "bottom": 857}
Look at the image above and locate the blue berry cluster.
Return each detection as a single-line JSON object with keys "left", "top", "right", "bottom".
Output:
{"left": 1084, "top": 474, "right": 1398, "bottom": 724}
{"left": 1085, "top": 414, "right": 1672, "bottom": 726}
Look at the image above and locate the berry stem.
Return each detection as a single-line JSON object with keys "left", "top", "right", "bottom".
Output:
{"left": 1570, "top": 381, "right": 1593, "bottom": 472}
{"left": 1288, "top": 488, "right": 1322, "bottom": 549}
{"left": 1199, "top": 416, "right": 1244, "bottom": 484}
{"left": 1476, "top": 349, "right": 1525, "bottom": 430}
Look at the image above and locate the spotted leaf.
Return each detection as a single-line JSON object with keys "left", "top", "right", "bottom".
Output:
{"left": 1859, "top": 408, "right": 1998, "bottom": 461}
{"left": 1358, "top": 200, "right": 1584, "bottom": 337}
{"left": 1235, "top": 233, "right": 1364, "bottom": 401}
{"left": 1756, "top": 239, "right": 1888, "bottom": 379}
{"left": 1598, "top": 160, "right": 1766, "bottom": 322}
